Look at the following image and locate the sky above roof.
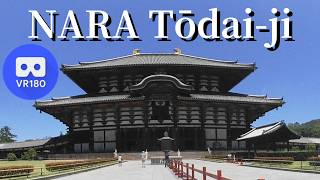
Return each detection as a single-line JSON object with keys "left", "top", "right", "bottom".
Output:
{"left": 0, "top": 0, "right": 319, "bottom": 141}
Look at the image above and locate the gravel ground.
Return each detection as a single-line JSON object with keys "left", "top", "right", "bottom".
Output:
{"left": 55, "top": 159, "right": 320, "bottom": 180}
{"left": 56, "top": 160, "right": 177, "bottom": 180}
{"left": 183, "top": 159, "right": 320, "bottom": 180}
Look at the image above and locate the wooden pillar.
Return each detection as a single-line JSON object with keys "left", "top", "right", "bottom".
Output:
{"left": 151, "top": 127, "right": 156, "bottom": 150}
{"left": 123, "top": 129, "right": 127, "bottom": 151}
{"left": 245, "top": 108, "right": 252, "bottom": 150}
{"left": 226, "top": 106, "right": 232, "bottom": 150}
{"left": 68, "top": 109, "right": 75, "bottom": 153}
{"left": 143, "top": 101, "right": 149, "bottom": 150}
{"left": 194, "top": 128, "right": 198, "bottom": 150}
{"left": 173, "top": 100, "right": 178, "bottom": 150}
{"left": 115, "top": 104, "right": 121, "bottom": 151}
{"left": 248, "top": 142, "right": 251, "bottom": 158}
{"left": 200, "top": 103, "right": 206, "bottom": 150}
{"left": 86, "top": 106, "right": 94, "bottom": 153}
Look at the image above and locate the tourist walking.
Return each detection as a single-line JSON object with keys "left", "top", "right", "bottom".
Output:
{"left": 164, "top": 151, "right": 170, "bottom": 167}
{"left": 118, "top": 155, "right": 122, "bottom": 167}
{"left": 141, "top": 151, "right": 146, "bottom": 168}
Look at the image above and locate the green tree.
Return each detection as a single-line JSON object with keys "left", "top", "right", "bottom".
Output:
{"left": 27, "top": 148, "right": 37, "bottom": 160}
{"left": 288, "top": 119, "right": 320, "bottom": 138}
{"left": 306, "top": 144, "right": 316, "bottom": 151}
{"left": 21, "top": 148, "right": 37, "bottom": 160}
{"left": 0, "top": 126, "right": 16, "bottom": 143}
{"left": 7, "top": 153, "right": 17, "bottom": 161}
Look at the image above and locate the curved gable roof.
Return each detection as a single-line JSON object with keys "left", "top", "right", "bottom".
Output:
{"left": 130, "top": 74, "right": 192, "bottom": 92}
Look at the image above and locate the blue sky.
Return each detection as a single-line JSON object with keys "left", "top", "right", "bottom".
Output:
{"left": 0, "top": 0, "right": 319, "bottom": 141}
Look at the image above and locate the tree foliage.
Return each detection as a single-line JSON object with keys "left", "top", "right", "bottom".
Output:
{"left": 21, "top": 148, "right": 37, "bottom": 160}
{"left": 7, "top": 153, "right": 17, "bottom": 161}
{"left": 0, "top": 126, "right": 16, "bottom": 143}
{"left": 288, "top": 119, "right": 320, "bottom": 138}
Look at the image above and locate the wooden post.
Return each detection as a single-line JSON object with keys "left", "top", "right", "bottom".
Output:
{"left": 115, "top": 104, "right": 121, "bottom": 151}
{"left": 226, "top": 107, "right": 231, "bottom": 150}
{"left": 179, "top": 161, "right": 181, "bottom": 177}
{"left": 203, "top": 167, "right": 206, "bottom": 180}
{"left": 173, "top": 161, "right": 175, "bottom": 172}
{"left": 176, "top": 161, "right": 179, "bottom": 175}
{"left": 175, "top": 161, "right": 177, "bottom": 172}
{"left": 192, "top": 164, "right": 194, "bottom": 180}
{"left": 217, "top": 170, "right": 222, "bottom": 180}
{"left": 176, "top": 161, "right": 178, "bottom": 172}
{"left": 172, "top": 160, "right": 174, "bottom": 169}
{"left": 186, "top": 163, "right": 189, "bottom": 180}
{"left": 180, "top": 162, "right": 183, "bottom": 178}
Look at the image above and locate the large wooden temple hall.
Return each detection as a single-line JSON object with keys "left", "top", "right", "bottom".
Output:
{"left": 34, "top": 49, "right": 284, "bottom": 153}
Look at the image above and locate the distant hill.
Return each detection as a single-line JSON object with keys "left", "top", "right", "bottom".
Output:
{"left": 288, "top": 119, "right": 320, "bottom": 138}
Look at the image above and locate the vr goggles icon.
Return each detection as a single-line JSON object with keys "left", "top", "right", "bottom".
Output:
{"left": 16, "top": 57, "right": 46, "bottom": 77}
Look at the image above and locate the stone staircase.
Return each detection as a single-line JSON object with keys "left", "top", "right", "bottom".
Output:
{"left": 120, "top": 151, "right": 212, "bottom": 160}
{"left": 48, "top": 150, "right": 231, "bottom": 160}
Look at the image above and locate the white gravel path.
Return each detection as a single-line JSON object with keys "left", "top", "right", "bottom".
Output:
{"left": 55, "top": 159, "right": 320, "bottom": 180}
{"left": 56, "top": 160, "right": 177, "bottom": 180}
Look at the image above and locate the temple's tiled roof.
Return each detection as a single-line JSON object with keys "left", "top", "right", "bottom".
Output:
{"left": 178, "top": 94, "right": 284, "bottom": 105}
{"left": 35, "top": 93, "right": 282, "bottom": 108}
{"left": 62, "top": 53, "right": 255, "bottom": 71}
{"left": 237, "top": 121, "right": 299, "bottom": 141}
{"left": 289, "top": 137, "right": 320, "bottom": 144}
{"left": 35, "top": 94, "right": 144, "bottom": 108}
{"left": 0, "top": 139, "right": 49, "bottom": 150}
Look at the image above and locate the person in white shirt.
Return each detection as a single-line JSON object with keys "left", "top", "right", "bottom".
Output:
{"left": 118, "top": 155, "right": 122, "bottom": 167}
{"left": 141, "top": 151, "right": 146, "bottom": 168}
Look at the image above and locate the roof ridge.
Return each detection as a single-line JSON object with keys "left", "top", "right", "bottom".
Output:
{"left": 51, "top": 96, "right": 71, "bottom": 100}
{"left": 180, "top": 54, "right": 237, "bottom": 64}
{"left": 61, "top": 52, "right": 256, "bottom": 69}
{"left": 79, "top": 54, "right": 135, "bottom": 64}
{"left": 37, "top": 94, "right": 131, "bottom": 102}
{"left": 239, "top": 128, "right": 256, "bottom": 137}
{"left": 263, "top": 122, "right": 283, "bottom": 134}
{"left": 254, "top": 121, "right": 282, "bottom": 129}
{"left": 62, "top": 54, "right": 135, "bottom": 67}
{"left": 2, "top": 139, "right": 49, "bottom": 144}
{"left": 247, "top": 94, "right": 267, "bottom": 98}
{"left": 190, "top": 93, "right": 283, "bottom": 100}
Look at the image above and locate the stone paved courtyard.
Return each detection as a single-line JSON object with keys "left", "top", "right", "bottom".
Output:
{"left": 57, "top": 160, "right": 320, "bottom": 180}
{"left": 56, "top": 160, "right": 176, "bottom": 180}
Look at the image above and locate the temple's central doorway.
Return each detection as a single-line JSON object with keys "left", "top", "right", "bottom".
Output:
{"left": 151, "top": 101, "right": 170, "bottom": 122}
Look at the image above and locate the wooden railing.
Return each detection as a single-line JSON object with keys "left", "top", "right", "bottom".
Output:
{"left": 169, "top": 160, "right": 231, "bottom": 180}
{"left": 45, "top": 159, "right": 116, "bottom": 171}
{"left": 0, "top": 159, "right": 117, "bottom": 179}
{"left": 0, "top": 167, "right": 34, "bottom": 178}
